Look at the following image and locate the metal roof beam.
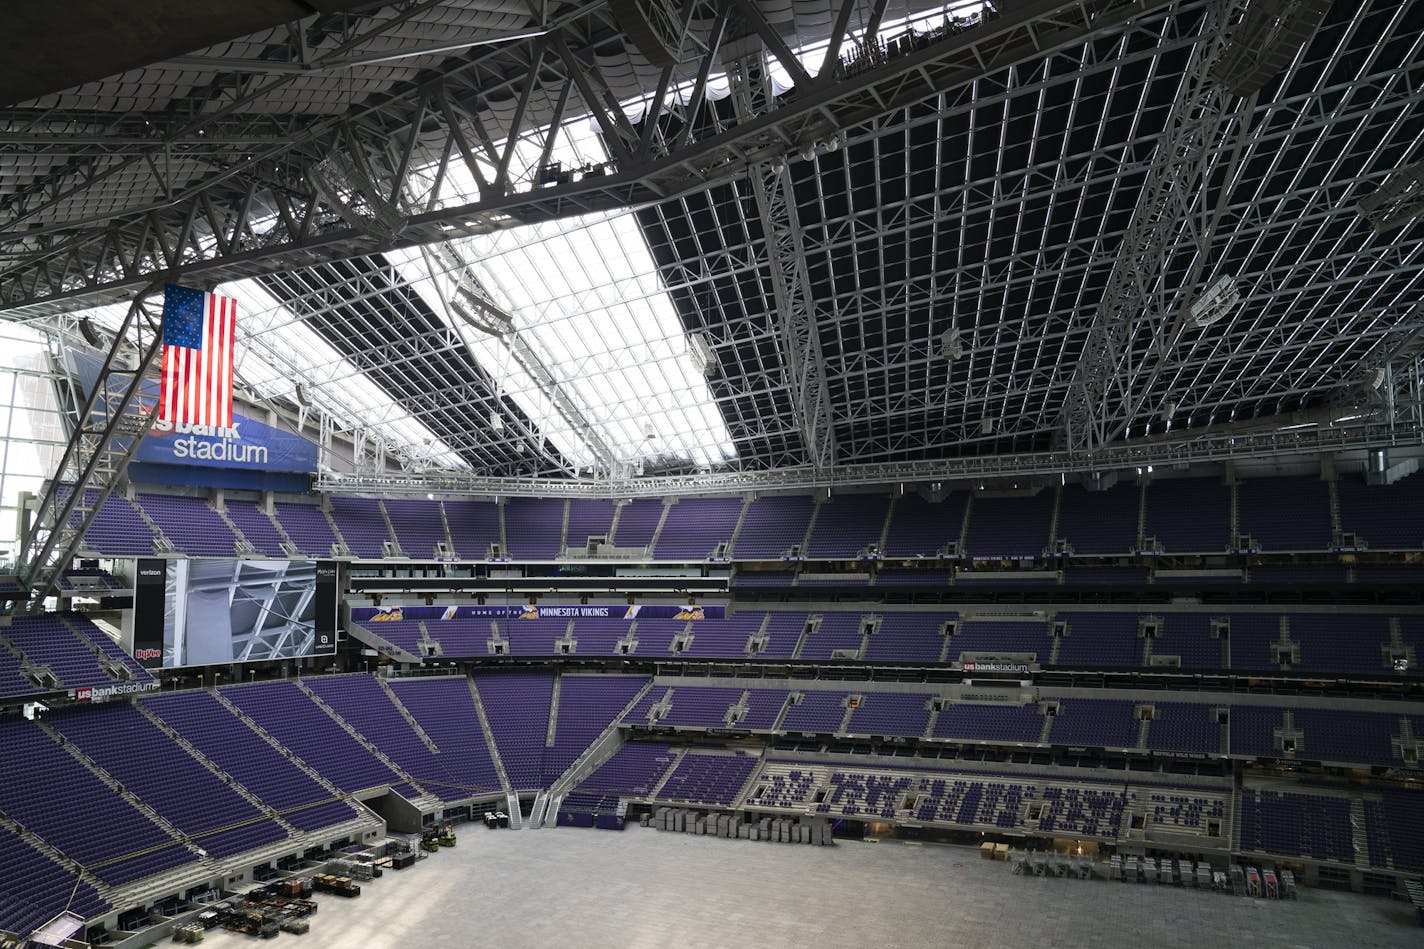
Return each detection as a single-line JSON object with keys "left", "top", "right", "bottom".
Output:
{"left": 0, "top": 0, "right": 1168, "bottom": 318}
{"left": 728, "top": 42, "right": 838, "bottom": 475}
{"left": 1057, "top": 0, "right": 1336, "bottom": 454}
{"left": 315, "top": 415, "right": 1421, "bottom": 498}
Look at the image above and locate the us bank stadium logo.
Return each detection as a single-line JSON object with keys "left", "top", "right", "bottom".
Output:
{"left": 148, "top": 418, "right": 269, "bottom": 465}
{"left": 71, "top": 681, "right": 159, "bottom": 700}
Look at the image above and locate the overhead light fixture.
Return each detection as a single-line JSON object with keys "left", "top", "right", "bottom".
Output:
{"left": 1190, "top": 275, "right": 1241, "bottom": 328}
{"left": 940, "top": 329, "right": 965, "bottom": 361}
{"left": 449, "top": 275, "right": 514, "bottom": 337}
{"left": 1359, "top": 161, "right": 1424, "bottom": 232}
{"left": 687, "top": 331, "right": 716, "bottom": 378}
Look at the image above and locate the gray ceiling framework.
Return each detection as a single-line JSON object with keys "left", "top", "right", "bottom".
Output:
{"left": 638, "top": 0, "right": 1424, "bottom": 471}
{"left": 0, "top": 0, "right": 1422, "bottom": 494}
{"left": 0, "top": 0, "right": 380, "bottom": 106}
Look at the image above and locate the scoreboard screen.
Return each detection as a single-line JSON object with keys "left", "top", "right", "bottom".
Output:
{"left": 132, "top": 558, "right": 338, "bottom": 667}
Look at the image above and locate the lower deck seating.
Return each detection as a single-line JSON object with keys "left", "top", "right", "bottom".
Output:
{"left": 1238, "top": 788, "right": 1353, "bottom": 863}
{"left": 1130, "top": 789, "right": 1227, "bottom": 837}
{"left": 0, "top": 719, "right": 193, "bottom": 886}
{"left": 1363, "top": 789, "right": 1424, "bottom": 872}
{"left": 0, "top": 824, "right": 110, "bottom": 940}
{"left": 656, "top": 753, "right": 758, "bottom": 806}
{"left": 750, "top": 761, "right": 1133, "bottom": 840}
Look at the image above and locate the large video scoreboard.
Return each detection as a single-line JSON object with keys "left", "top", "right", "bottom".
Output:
{"left": 132, "top": 558, "right": 339, "bottom": 668}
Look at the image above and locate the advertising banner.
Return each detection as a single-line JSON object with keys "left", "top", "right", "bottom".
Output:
{"left": 131, "top": 557, "right": 168, "bottom": 667}
{"left": 351, "top": 603, "right": 724, "bottom": 623}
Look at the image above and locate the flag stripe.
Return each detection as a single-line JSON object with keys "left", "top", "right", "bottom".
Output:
{"left": 158, "top": 286, "right": 236, "bottom": 428}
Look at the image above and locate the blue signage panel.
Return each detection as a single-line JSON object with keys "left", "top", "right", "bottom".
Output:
{"left": 67, "top": 348, "right": 318, "bottom": 474}
{"left": 352, "top": 604, "right": 724, "bottom": 622}
{"left": 138, "top": 416, "right": 317, "bottom": 473}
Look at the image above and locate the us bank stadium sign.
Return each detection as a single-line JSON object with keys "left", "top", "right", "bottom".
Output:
{"left": 961, "top": 661, "right": 1032, "bottom": 674}
{"left": 138, "top": 414, "right": 317, "bottom": 473}
{"left": 69, "top": 681, "right": 160, "bottom": 701}
{"left": 149, "top": 419, "right": 267, "bottom": 465}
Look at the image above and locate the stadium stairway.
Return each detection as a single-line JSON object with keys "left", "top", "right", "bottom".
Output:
{"left": 1231, "top": 784, "right": 1244, "bottom": 852}
{"left": 374, "top": 677, "right": 443, "bottom": 753}
{"left": 506, "top": 792, "right": 522, "bottom": 829}
{"left": 1039, "top": 709, "right": 1056, "bottom": 744}
{"left": 1351, "top": 800, "right": 1369, "bottom": 868}
{"left": 129, "top": 499, "right": 175, "bottom": 554}
{"left": 417, "top": 621, "right": 439, "bottom": 658}
{"left": 724, "top": 496, "right": 753, "bottom": 557}
{"left": 132, "top": 702, "right": 300, "bottom": 839}
{"left": 534, "top": 680, "right": 657, "bottom": 826}
{"left": 528, "top": 789, "right": 553, "bottom": 829}
{"left": 922, "top": 699, "right": 943, "bottom": 739}
{"left": 791, "top": 615, "right": 818, "bottom": 661}
{"left": 269, "top": 509, "right": 300, "bottom": 557}
{"left": 321, "top": 506, "right": 354, "bottom": 558}
{"left": 212, "top": 502, "right": 255, "bottom": 556}
{"left": 545, "top": 674, "right": 563, "bottom": 747}
{"left": 57, "top": 616, "right": 136, "bottom": 683}
{"left": 645, "top": 748, "right": 689, "bottom": 799}
{"left": 0, "top": 812, "right": 107, "bottom": 901}
{"left": 645, "top": 501, "right": 672, "bottom": 553}
{"left": 466, "top": 678, "right": 514, "bottom": 795}
{"left": 292, "top": 679, "right": 444, "bottom": 811}
{"left": 729, "top": 747, "right": 771, "bottom": 809}
{"left": 208, "top": 688, "right": 368, "bottom": 810}
{"left": 835, "top": 697, "right": 856, "bottom": 736}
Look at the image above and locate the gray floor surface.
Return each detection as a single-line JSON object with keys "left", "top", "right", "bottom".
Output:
{"left": 193, "top": 825, "right": 1421, "bottom": 948}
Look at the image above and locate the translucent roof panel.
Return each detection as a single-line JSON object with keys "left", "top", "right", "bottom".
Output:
{"left": 0, "top": 324, "right": 67, "bottom": 562}
{"left": 221, "top": 279, "right": 470, "bottom": 472}
{"left": 390, "top": 119, "right": 735, "bottom": 474}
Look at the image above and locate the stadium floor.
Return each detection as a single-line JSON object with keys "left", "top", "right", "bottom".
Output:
{"left": 197, "top": 825, "right": 1421, "bottom": 948}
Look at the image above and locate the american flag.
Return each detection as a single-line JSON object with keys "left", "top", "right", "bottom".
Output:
{"left": 159, "top": 284, "right": 236, "bottom": 428}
